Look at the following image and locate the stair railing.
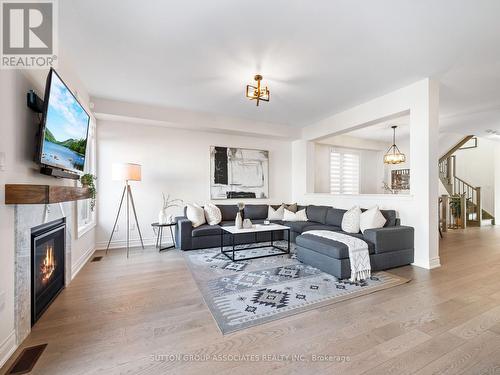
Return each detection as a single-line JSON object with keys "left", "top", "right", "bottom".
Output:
{"left": 438, "top": 156, "right": 455, "bottom": 192}
{"left": 453, "top": 177, "right": 482, "bottom": 224}
{"left": 438, "top": 135, "right": 484, "bottom": 228}
{"left": 439, "top": 195, "right": 448, "bottom": 232}
{"left": 439, "top": 157, "right": 449, "bottom": 181}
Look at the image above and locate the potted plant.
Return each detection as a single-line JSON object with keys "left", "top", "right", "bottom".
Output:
{"left": 449, "top": 193, "right": 464, "bottom": 227}
{"left": 80, "top": 174, "right": 96, "bottom": 211}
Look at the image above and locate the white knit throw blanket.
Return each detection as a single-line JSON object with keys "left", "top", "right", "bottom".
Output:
{"left": 304, "top": 230, "right": 371, "bottom": 282}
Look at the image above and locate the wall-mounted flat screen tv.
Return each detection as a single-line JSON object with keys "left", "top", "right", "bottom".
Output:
{"left": 38, "top": 68, "right": 90, "bottom": 175}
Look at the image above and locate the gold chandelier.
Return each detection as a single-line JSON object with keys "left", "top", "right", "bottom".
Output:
{"left": 246, "top": 74, "right": 269, "bottom": 106}
{"left": 383, "top": 126, "right": 406, "bottom": 164}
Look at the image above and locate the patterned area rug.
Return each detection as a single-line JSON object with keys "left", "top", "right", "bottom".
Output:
{"left": 184, "top": 242, "right": 410, "bottom": 334}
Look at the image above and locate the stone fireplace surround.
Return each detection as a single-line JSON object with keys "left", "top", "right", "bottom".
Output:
{"left": 14, "top": 202, "right": 73, "bottom": 344}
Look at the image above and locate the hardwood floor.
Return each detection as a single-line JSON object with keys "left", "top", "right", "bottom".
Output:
{"left": 2, "top": 226, "right": 500, "bottom": 374}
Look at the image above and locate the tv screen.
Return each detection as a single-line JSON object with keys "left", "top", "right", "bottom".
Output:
{"left": 39, "top": 69, "right": 90, "bottom": 174}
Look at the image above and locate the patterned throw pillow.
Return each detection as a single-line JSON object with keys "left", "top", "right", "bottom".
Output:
{"left": 283, "top": 208, "right": 308, "bottom": 221}
{"left": 282, "top": 203, "right": 298, "bottom": 213}
{"left": 186, "top": 203, "right": 206, "bottom": 228}
{"left": 360, "top": 206, "right": 386, "bottom": 233}
{"left": 204, "top": 203, "right": 222, "bottom": 225}
{"left": 341, "top": 206, "right": 361, "bottom": 233}
{"left": 267, "top": 205, "right": 284, "bottom": 220}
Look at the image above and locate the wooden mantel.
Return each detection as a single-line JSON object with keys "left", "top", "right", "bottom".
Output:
{"left": 5, "top": 184, "right": 91, "bottom": 205}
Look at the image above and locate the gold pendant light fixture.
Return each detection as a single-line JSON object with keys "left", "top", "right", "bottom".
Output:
{"left": 383, "top": 125, "right": 406, "bottom": 164}
{"left": 246, "top": 74, "right": 270, "bottom": 106}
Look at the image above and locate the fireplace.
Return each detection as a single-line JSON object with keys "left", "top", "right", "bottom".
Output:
{"left": 31, "top": 218, "right": 66, "bottom": 325}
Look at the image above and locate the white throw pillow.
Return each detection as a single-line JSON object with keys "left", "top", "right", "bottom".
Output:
{"left": 341, "top": 206, "right": 361, "bottom": 233}
{"left": 360, "top": 206, "right": 387, "bottom": 233}
{"left": 267, "top": 205, "right": 284, "bottom": 220}
{"left": 186, "top": 203, "right": 206, "bottom": 228}
{"left": 283, "top": 208, "right": 308, "bottom": 221}
{"left": 204, "top": 203, "right": 222, "bottom": 225}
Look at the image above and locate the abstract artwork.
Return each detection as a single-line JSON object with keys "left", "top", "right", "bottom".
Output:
{"left": 210, "top": 146, "right": 269, "bottom": 199}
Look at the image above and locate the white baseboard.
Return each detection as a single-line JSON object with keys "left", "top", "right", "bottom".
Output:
{"left": 95, "top": 237, "right": 157, "bottom": 251}
{"left": 71, "top": 245, "right": 96, "bottom": 280}
{"left": 0, "top": 330, "right": 17, "bottom": 369}
{"left": 412, "top": 256, "right": 441, "bottom": 270}
{"left": 428, "top": 257, "right": 441, "bottom": 269}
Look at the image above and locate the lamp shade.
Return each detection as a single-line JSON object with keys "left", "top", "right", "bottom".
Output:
{"left": 112, "top": 163, "right": 142, "bottom": 181}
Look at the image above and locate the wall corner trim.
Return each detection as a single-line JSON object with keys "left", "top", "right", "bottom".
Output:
{"left": 0, "top": 330, "right": 17, "bottom": 369}
{"left": 412, "top": 256, "right": 441, "bottom": 270}
{"left": 71, "top": 245, "right": 96, "bottom": 280}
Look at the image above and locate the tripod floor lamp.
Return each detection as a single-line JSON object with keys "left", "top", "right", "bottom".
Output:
{"left": 106, "top": 162, "right": 145, "bottom": 258}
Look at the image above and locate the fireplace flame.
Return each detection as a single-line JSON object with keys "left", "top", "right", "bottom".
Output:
{"left": 41, "top": 244, "right": 56, "bottom": 283}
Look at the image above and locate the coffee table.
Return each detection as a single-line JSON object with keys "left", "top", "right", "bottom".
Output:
{"left": 220, "top": 224, "right": 291, "bottom": 261}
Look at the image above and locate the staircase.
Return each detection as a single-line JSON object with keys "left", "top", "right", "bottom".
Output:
{"left": 438, "top": 136, "right": 495, "bottom": 228}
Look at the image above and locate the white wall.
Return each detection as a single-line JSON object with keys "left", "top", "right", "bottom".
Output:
{"left": 96, "top": 121, "right": 292, "bottom": 248}
{"left": 314, "top": 143, "right": 385, "bottom": 194}
{"left": 453, "top": 137, "right": 496, "bottom": 215}
{"left": 0, "top": 66, "right": 95, "bottom": 367}
{"left": 314, "top": 143, "right": 331, "bottom": 193}
{"left": 361, "top": 149, "right": 385, "bottom": 194}
{"left": 320, "top": 134, "right": 388, "bottom": 151}
{"left": 495, "top": 145, "right": 500, "bottom": 222}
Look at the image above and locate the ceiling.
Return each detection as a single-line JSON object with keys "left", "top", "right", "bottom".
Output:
{"left": 343, "top": 115, "right": 410, "bottom": 143}
{"left": 60, "top": 0, "right": 500, "bottom": 129}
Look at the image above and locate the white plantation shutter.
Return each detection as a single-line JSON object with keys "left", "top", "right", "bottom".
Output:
{"left": 330, "top": 149, "right": 360, "bottom": 194}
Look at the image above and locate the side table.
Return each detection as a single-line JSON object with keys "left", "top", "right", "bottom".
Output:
{"left": 151, "top": 222, "right": 176, "bottom": 251}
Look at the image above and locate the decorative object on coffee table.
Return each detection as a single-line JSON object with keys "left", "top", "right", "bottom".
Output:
{"left": 106, "top": 162, "right": 144, "bottom": 258}
{"left": 235, "top": 202, "right": 244, "bottom": 229}
{"left": 159, "top": 193, "right": 183, "bottom": 225}
{"left": 151, "top": 222, "right": 176, "bottom": 251}
{"left": 243, "top": 218, "right": 253, "bottom": 229}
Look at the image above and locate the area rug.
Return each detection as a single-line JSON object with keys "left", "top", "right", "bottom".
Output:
{"left": 183, "top": 242, "right": 410, "bottom": 334}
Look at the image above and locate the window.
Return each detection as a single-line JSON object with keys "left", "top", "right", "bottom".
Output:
{"left": 77, "top": 119, "right": 96, "bottom": 238}
{"left": 330, "top": 148, "right": 360, "bottom": 194}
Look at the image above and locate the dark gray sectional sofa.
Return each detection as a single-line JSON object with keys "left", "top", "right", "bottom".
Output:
{"left": 175, "top": 204, "right": 414, "bottom": 279}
